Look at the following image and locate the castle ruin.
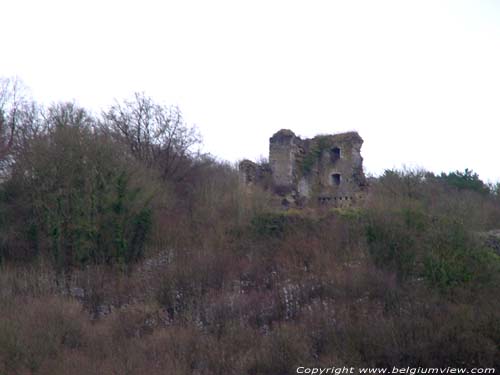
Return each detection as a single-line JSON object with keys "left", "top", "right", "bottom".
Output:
{"left": 239, "top": 129, "right": 367, "bottom": 207}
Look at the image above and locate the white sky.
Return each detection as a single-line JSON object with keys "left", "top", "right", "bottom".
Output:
{"left": 1, "top": 0, "right": 500, "bottom": 181}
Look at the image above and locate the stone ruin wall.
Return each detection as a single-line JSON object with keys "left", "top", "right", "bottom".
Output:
{"left": 268, "top": 129, "right": 301, "bottom": 190}
{"left": 239, "top": 129, "right": 368, "bottom": 208}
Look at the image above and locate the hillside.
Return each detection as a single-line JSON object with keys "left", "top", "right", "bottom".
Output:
{"left": 0, "top": 79, "right": 499, "bottom": 374}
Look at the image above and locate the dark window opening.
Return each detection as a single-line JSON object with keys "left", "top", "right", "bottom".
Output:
{"left": 331, "top": 147, "right": 341, "bottom": 163}
{"left": 331, "top": 173, "right": 341, "bottom": 186}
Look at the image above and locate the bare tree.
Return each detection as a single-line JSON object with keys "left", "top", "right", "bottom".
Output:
{"left": 102, "top": 93, "right": 201, "bottom": 181}
{"left": 0, "top": 77, "right": 22, "bottom": 161}
{"left": 0, "top": 77, "right": 41, "bottom": 175}
{"left": 0, "top": 77, "right": 48, "bottom": 179}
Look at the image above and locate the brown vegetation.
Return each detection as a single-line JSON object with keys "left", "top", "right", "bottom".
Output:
{"left": 0, "top": 78, "right": 499, "bottom": 374}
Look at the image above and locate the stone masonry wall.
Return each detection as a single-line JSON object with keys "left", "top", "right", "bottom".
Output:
{"left": 239, "top": 129, "right": 367, "bottom": 207}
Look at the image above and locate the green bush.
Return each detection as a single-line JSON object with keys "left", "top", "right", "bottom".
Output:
{"left": 365, "top": 205, "right": 500, "bottom": 291}
{"left": 365, "top": 208, "right": 425, "bottom": 280}
{"left": 423, "top": 219, "right": 500, "bottom": 290}
{"left": 437, "top": 168, "right": 489, "bottom": 195}
{"left": 250, "top": 211, "right": 319, "bottom": 240}
{"left": 1, "top": 105, "right": 153, "bottom": 270}
{"left": 251, "top": 212, "right": 288, "bottom": 238}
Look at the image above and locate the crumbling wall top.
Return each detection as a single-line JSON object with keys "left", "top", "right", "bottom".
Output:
{"left": 270, "top": 129, "right": 297, "bottom": 143}
{"left": 330, "top": 131, "right": 363, "bottom": 144}
{"left": 310, "top": 131, "right": 363, "bottom": 145}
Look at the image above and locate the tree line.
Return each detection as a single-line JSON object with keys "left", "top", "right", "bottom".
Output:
{"left": 0, "top": 77, "right": 202, "bottom": 272}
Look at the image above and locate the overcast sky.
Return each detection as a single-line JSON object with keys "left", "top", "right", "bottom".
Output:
{"left": 1, "top": 0, "right": 499, "bottom": 181}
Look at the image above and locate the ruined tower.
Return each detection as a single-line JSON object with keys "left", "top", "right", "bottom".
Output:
{"left": 239, "top": 129, "right": 367, "bottom": 207}
{"left": 269, "top": 129, "right": 302, "bottom": 191}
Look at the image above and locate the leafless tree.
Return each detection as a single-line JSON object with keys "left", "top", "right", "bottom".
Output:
{"left": 0, "top": 77, "right": 22, "bottom": 161}
{"left": 45, "top": 102, "right": 95, "bottom": 129}
{"left": 102, "top": 93, "right": 201, "bottom": 181}
{"left": 0, "top": 77, "right": 48, "bottom": 179}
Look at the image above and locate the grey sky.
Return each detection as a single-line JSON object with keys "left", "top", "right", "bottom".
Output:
{"left": 2, "top": 0, "right": 499, "bottom": 181}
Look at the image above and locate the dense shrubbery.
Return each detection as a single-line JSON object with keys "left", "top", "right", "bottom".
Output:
{"left": 0, "top": 79, "right": 202, "bottom": 270}
{"left": 437, "top": 168, "right": 490, "bottom": 195}
{"left": 0, "top": 104, "right": 155, "bottom": 271}
{"left": 366, "top": 206, "right": 499, "bottom": 290}
{"left": 1, "top": 78, "right": 499, "bottom": 373}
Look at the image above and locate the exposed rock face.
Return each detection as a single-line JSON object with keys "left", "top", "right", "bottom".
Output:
{"left": 240, "top": 129, "right": 368, "bottom": 207}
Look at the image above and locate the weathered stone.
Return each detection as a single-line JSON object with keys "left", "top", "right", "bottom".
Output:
{"left": 239, "top": 129, "right": 368, "bottom": 207}
{"left": 269, "top": 129, "right": 302, "bottom": 190}
{"left": 239, "top": 159, "right": 259, "bottom": 185}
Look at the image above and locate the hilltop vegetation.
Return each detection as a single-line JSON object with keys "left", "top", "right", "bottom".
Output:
{"left": 0, "top": 77, "right": 499, "bottom": 374}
